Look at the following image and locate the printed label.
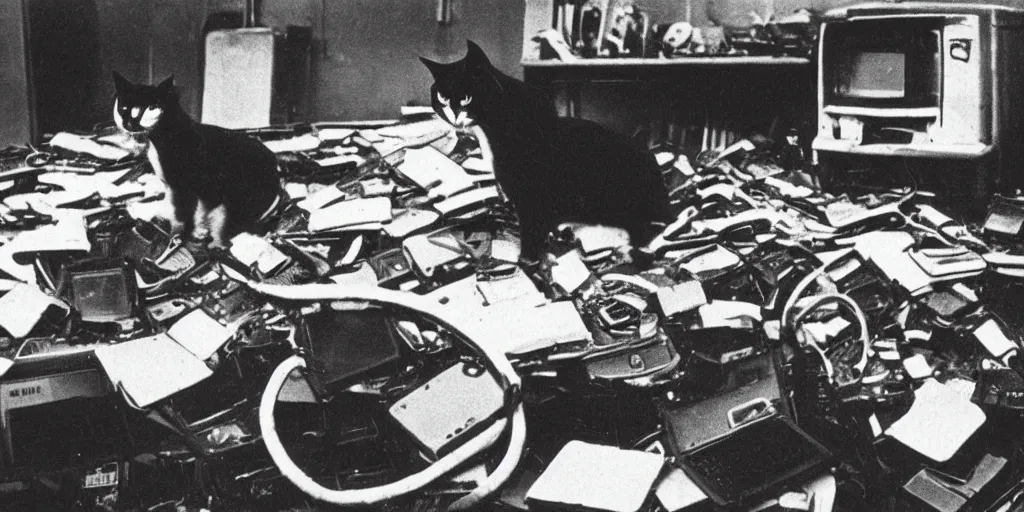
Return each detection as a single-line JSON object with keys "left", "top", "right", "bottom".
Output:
{"left": 83, "top": 465, "right": 118, "bottom": 489}
{"left": 3, "top": 379, "right": 54, "bottom": 409}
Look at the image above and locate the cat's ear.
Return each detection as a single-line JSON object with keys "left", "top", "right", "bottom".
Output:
{"left": 156, "top": 75, "right": 175, "bottom": 96}
{"left": 112, "top": 71, "right": 130, "bottom": 93}
{"left": 465, "top": 40, "right": 491, "bottom": 68}
{"left": 419, "top": 56, "right": 444, "bottom": 78}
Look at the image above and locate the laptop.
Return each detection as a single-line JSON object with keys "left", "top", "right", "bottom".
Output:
{"left": 676, "top": 414, "right": 832, "bottom": 507}
{"left": 660, "top": 352, "right": 832, "bottom": 506}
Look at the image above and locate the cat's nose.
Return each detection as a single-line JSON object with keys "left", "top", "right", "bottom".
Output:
{"left": 454, "top": 112, "right": 473, "bottom": 127}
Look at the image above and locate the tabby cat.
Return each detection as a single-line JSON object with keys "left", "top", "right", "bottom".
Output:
{"left": 420, "top": 41, "right": 673, "bottom": 260}
{"left": 112, "top": 72, "right": 282, "bottom": 246}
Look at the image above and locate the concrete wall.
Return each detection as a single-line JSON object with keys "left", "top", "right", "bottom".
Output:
{"left": 91, "top": 0, "right": 208, "bottom": 127}
{"left": 15, "top": 0, "right": 526, "bottom": 131}
{"left": 0, "top": 0, "right": 32, "bottom": 147}
{"left": 260, "top": 0, "right": 526, "bottom": 121}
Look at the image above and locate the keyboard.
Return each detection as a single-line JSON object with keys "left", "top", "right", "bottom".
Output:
{"left": 680, "top": 415, "right": 832, "bottom": 506}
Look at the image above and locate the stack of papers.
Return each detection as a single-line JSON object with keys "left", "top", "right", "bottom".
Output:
{"left": 677, "top": 245, "right": 741, "bottom": 275}
{"left": 527, "top": 441, "right": 664, "bottom": 512}
{"left": 657, "top": 280, "right": 708, "bottom": 317}
{"left": 550, "top": 250, "right": 592, "bottom": 294}
{"left": 655, "top": 468, "right": 708, "bottom": 512}
{"left": 166, "top": 309, "right": 233, "bottom": 360}
{"left": 397, "top": 146, "right": 475, "bottom": 198}
{"left": 468, "top": 301, "right": 592, "bottom": 356}
{"left": 315, "top": 127, "right": 355, "bottom": 142}
{"left": 375, "top": 118, "right": 452, "bottom": 145}
{"left": 307, "top": 197, "right": 393, "bottom": 232}
{"left": 296, "top": 185, "right": 345, "bottom": 212}
{"left": 856, "top": 231, "right": 987, "bottom": 296}
{"left": 824, "top": 200, "right": 900, "bottom": 229}
{"left": 229, "top": 233, "right": 290, "bottom": 275}
{"left": 433, "top": 186, "right": 500, "bottom": 216}
{"left": 94, "top": 309, "right": 232, "bottom": 408}
{"left": 261, "top": 134, "right": 321, "bottom": 153}
{"left": 401, "top": 231, "right": 467, "bottom": 278}
{"left": 383, "top": 208, "right": 440, "bottom": 238}
{"left": 909, "top": 247, "right": 986, "bottom": 278}
{"left": 49, "top": 132, "right": 131, "bottom": 161}
{"left": 886, "top": 378, "right": 986, "bottom": 462}
{"left": 0, "top": 211, "right": 92, "bottom": 283}
{"left": 0, "top": 284, "right": 68, "bottom": 338}
{"left": 94, "top": 333, "right": 213, "bottom": 409}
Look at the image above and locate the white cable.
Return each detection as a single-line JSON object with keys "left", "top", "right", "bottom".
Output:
{"left": 260, "top": 356, "right": 507, "bottom": 505}
{"left": 790, "top": 293, "right": 871, "bottom": 381}
{"left": 780, "top": 249, "right": 856, "bottom": 331}
{"left": 248, "top": 283, "right": 520, "bottom": 386}
{"left": 449, "top": 401, "right": 527, "bottom": 510}
{"left": 600, "top": 273, "right": 659, "bottom": 294}
{"left": 251, "top": 283, "right": 525, "bottom": 508}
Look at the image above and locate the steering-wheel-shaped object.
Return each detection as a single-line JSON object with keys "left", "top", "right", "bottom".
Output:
{"left": 251, "top": 282, "right": 526, "bottom": 510}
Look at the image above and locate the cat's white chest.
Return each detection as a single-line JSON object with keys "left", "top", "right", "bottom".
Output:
{"left": 146, "top": 143, "right": 167, "bottom": 184}
{"left": 470, "top": 125, "right": 495, "bottom": 170}
{"left": 145, "top": 142, "right": 179, "bottom": 227}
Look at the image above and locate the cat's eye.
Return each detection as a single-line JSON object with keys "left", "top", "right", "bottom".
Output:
{"left": 460, "top": 96, "right": 472, "bottom": 107}
{"left": 436, "top": 92, "right": 451, "bottom": 106}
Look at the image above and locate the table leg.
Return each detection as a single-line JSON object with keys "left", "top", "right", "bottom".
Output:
{"left": 566, "top": 82, "right": 581, "bottom": 118}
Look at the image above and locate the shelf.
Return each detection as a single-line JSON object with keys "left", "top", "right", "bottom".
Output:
{"left": 521, "top": 56, "right": 812, "bottom": 67}
{"left": 521, "top": 55, "right": 814, "bottom": 91}
{"left": 823, "top": 105, "right": 940, "bottom": 118}
{"left": 519, "top": 1, "right": 815, "bottom": 118}
{"left": 812, "top": 137, "right": 992, "bottom": 159}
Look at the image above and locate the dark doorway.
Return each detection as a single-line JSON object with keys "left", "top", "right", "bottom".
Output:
{"left": 24, "top": 0, "right": 103, "bottom": 142}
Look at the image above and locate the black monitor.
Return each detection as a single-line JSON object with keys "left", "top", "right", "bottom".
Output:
{"left": 824, "top": 18, "right": 940, "bottom": 108}
{"left": 63, "top": 260, "right": 139, "bottom": 324}
{"left": 298, "top": 306, "right": 404, "bottom": 395}
{"left": 0, "top": 369, "right": 117, "bottom": 470}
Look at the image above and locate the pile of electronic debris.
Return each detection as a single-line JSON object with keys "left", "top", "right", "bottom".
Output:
{"left": 0, "top": 117, "right": 1024, "bottom": 512}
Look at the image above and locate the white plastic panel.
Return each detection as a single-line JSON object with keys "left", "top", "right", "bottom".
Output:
{"left": 201, "top": 28, "right": 275, "bottom": 129}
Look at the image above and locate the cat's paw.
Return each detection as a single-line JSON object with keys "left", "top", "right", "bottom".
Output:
{"left": 207, "top": 234, "right": 228, "bottom": 250}
{"left": 182, "top": 236, "right": 211, "bottom": 259}
{"left": 189, "top": 226, "right": 211, "bottom": 244}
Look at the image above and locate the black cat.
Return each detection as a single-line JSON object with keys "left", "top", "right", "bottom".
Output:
{"left": 112, "top": 72, "right": 283, "bottom": 246}
{"left": 420, "top": 41, "right": 673, "bottom": 260}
